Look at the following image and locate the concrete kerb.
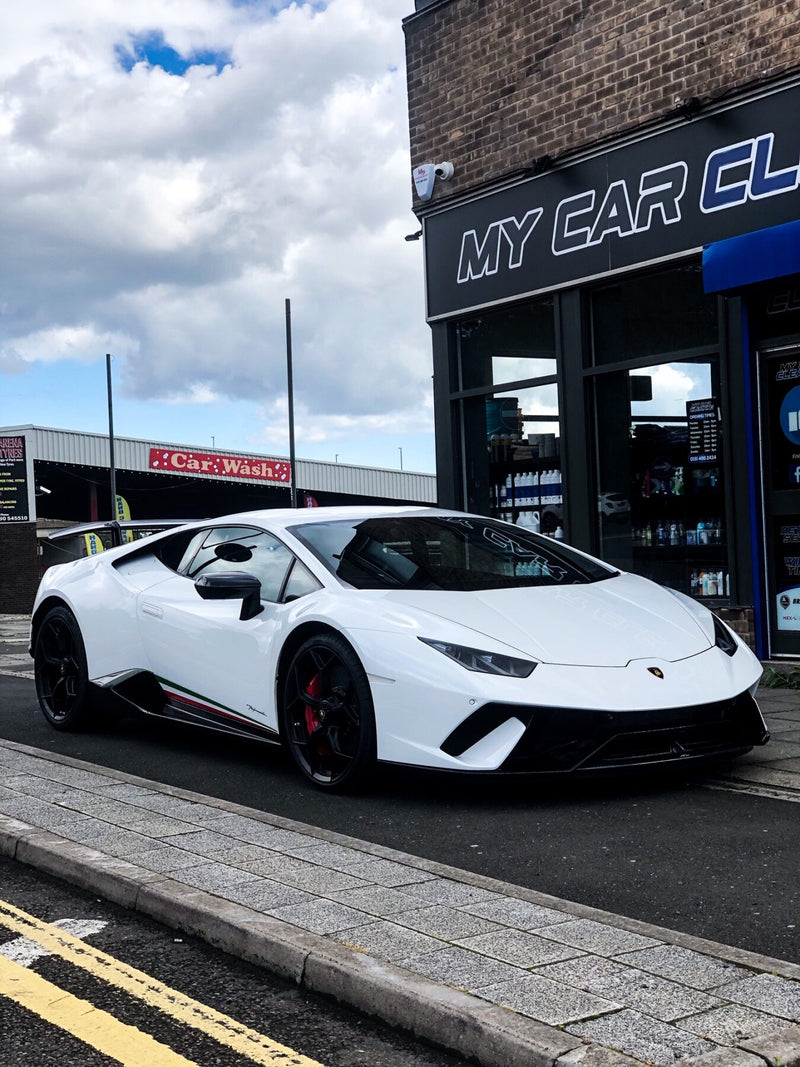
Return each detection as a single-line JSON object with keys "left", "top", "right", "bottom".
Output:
{"left": 0, "top": 813, "right": 584, "bottom": 1067}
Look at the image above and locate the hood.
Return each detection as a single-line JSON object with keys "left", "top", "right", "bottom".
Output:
{"left": 382, "top": 573, "right": 713, "bottom": 667}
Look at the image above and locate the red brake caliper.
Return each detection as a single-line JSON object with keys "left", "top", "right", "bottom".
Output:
{"left": 304, "top": 673, "right": 321, "bottom": 735}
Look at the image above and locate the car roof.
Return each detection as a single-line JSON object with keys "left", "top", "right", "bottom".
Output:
{"left": 203, "top": 505, "right": 448, "bottom": 531}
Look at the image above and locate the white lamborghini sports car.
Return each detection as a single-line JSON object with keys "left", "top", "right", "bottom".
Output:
{"left": 30, "top": 506, "right": 768, "bottom": 791}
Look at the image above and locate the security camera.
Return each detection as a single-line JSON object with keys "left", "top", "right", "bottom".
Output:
{"left": 412, "top": 161, "right": 455, "bottom": 201}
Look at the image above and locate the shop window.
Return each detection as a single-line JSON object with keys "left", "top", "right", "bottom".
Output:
{"left": 591, "top": 266, "right": 717, "bottom": 366}
{"left": 456, "top": 299, "right": 555, "bottom": 389}
{"left": 464, "top": 384, "right": 564, "bottom": 536}
{"left": 453, "top": 296, "right": 562, "bottom": 531}
{"left": 594, "top": 360, "right": 729, "bottom": 599}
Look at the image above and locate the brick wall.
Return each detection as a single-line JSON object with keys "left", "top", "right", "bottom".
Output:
{"left": 404, "top": 0, "right": 800, "bottom": 203}
{"left": 718, "top": 606, "right": 756, "bottom": 651}
{"left": 0, "top": 524, "right": 39, "bottom": 614}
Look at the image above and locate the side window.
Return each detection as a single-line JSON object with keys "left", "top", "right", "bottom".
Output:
{"left": 154, "top": 529, "right": 207, "bottom": 572}
{"left": 282, "top": 560, "right": 322, "bottom": 602}
{"left": 181, "top": 526, "right": 294, "bottom": 603}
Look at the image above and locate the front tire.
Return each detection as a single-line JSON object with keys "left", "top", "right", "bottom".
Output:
{"left": 281, "top": 633, "right": 376, "bottom": 792}
{"left": 34, "top": 606, "right": 94, "bottom": 731}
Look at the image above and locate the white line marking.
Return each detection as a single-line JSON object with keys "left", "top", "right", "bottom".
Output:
{"left": 701, "top": 780, "right": 800, "bottom": 803}
{"left": 0, "top": 919, "right": 107, "bottom": 967}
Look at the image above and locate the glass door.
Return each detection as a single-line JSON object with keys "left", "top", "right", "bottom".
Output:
{"left": 593, "top": 359, "right": 730, "bottom": 598}
{"left": 758, "top": 344, "right": 800, "bottom": 657}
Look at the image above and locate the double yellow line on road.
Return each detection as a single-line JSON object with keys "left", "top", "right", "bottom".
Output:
{"left": 0, "top": 897, "right": 324, "bottom": 1066}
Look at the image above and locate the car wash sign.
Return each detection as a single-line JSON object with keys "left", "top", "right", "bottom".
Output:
{"left": 424, "top": 82, "right": 800, "bottom": 320}
{"left": 150, "top": 448, "right": 291, "bottom": 484}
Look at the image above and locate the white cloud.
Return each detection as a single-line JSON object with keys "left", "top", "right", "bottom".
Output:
{"left": 632, "top": 363, "right": 712, "bottom": 417}
{"left": 0, "top": 1, "right": 432, "bottom": 463}
{"left": 4, "top": 324, "right": 138, "bottom": 364}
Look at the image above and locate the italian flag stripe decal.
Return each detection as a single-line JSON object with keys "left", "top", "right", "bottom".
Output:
{"left": 156, "top": 677, "right": 260, "bottom": 728}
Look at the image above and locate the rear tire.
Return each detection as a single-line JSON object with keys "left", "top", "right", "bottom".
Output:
{"left": 34, "top": 606, "right": 94, "bottom": 731}
{"left": 281, "top": 633, "right": 376, "bottom": 792}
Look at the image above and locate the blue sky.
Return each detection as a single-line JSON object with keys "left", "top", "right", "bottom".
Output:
{"left": 115, "top": 33, "right": 232, "bottom": 75}
{"left": 0, "top": 1, "right": 434, "bottom": 474}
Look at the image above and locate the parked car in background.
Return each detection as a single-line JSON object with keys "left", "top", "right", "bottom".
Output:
{"left": 598, "top": 492, "right": 631, "bottom": 518}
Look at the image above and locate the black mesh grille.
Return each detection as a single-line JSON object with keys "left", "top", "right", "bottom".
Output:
{"left": 440, "top": 691, "right": 767, "bottom": 772}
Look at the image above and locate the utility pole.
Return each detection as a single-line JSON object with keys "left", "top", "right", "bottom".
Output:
{"left": 285, "top": 298, "right": 298, "bottom": 508}
{"left": 106, "top": 353, "right": 117, "bottom": 519}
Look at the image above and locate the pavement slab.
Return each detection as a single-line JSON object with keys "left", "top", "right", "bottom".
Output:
{"left": 678, "top": 1003, "right": 791, "bottom": 1045}
{"left": 569, "top": 1009, "right": 718, "bottom": 1065}
{"left": 614, "top": 944, "right": 754, "bottom": 990}
{"left": 714, "top": 972, "right": 800, "bottom": 1021}
{"left": 478, "top": 972, "right": 621, "bottom": 1026}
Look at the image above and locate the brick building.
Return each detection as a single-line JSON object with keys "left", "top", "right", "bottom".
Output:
{"left": 403, "top": 0, "right": 800, "bottom": 658}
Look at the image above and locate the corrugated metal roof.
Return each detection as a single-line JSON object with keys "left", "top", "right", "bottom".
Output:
{"left": 5, "top": 425, "right": 437, "bottom": 503}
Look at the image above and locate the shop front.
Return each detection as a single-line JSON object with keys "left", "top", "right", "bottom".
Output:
{"left": 423, "top": 80, "right": 800, "bottom": 660}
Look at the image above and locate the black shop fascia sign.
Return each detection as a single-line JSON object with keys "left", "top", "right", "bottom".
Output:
{"left": 424, "top": 82, "right": 800, "bottom": 321}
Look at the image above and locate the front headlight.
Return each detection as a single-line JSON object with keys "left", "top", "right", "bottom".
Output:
{"left": 418, "top": 637, "right": 537, "bottom": 677}
{"left": 713, "top": 614, "right": 738, "bottom": 657}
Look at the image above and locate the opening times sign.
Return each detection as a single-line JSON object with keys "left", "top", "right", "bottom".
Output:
{"left": 0, "top": 436, "right": 29, "bottom": 522}
{"left": 687, "top": 398, "right": 719, "bottom": 464}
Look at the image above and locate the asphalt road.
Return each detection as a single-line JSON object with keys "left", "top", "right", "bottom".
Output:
{"left": 0, "top": 855, "right": 464, "bottom": 1067}
{"left": 2, "top": 675, "right": 798, "bottom": 965}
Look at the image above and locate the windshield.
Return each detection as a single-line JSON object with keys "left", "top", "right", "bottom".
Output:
{"left": 290, "top": 515, "right": 617, "bottom": 591}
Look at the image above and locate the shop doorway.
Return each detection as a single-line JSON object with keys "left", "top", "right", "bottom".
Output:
{"left": 758, "top": 344, "right": 800, "bottom": 657}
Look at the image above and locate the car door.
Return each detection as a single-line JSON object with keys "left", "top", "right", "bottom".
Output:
{"left": 135, "top": 525, "right": 297, "bottom": 732}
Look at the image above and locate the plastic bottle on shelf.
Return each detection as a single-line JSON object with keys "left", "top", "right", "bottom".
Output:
{"left": 515, "top": 471, "right": 526, "bottom": 508}
{"left": 669, "top": 522, "right": 679, "bottom": 546}
{"left": 725, "top": 572, "right": 730, "bottom": 596}
{"left": 554, "top": 524, "right": 564, "bottom": 541}
{"left": 656, "top": 521, "right": 666, "bottom": 547}
{"left": 690, "top": 570, "right": 699, "bottom": 595}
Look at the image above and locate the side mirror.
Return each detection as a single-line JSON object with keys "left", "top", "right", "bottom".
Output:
{"left": 194, "top": 572, "right": 264, "bottom": 621}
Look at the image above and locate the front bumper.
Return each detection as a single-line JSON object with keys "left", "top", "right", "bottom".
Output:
{"left": 441, "top": 690, "right": 769, "bottom": 773}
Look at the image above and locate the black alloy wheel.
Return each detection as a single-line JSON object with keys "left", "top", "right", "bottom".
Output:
{"left": 282, "top": 633, "right": 376, "bottom": 791}
{"left": 34, "top": 606, "right": 94, "bottom": 730}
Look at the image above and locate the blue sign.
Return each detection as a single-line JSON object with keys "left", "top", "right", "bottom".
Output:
{"left": 779, "top": 385, "right": 800, "bottom": 446}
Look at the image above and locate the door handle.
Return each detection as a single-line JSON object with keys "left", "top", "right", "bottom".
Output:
{"left": 140, "top": 602, "right": 163, "bottom": 619}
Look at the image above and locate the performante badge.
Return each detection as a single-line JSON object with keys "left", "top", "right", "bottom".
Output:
{"left": 648, "top": 667, "right": 665, "bottom": 679}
